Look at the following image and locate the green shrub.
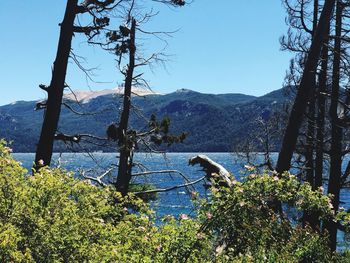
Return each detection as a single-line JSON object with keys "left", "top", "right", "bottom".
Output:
{"left": 197, "top": 171, "right": 336, "bottom": 262}
{"left": 0, "top": 140, "right": 211, "bottom": 262}
{"left": 1, "top": 139, "right": 350, "bottom": 262}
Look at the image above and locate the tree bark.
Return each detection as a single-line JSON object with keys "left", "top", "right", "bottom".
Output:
{"left": 305, "top": 0, "right": 319, "bottom": 189}
{"left": 115, "top": 18, "right": 136, "bottom": 195}
{"left": 276, "top": 0, "right": 336, "bottom": 174}
{"left": 305, "top": 97, "right": 316, "bottom": 186}
{"left": 303, "top": 0, "right": 319, "bottom": 229}
{"left": 325, "top": 0, "right": 343, "bottom": 251}
{"left": 310, "top": 22, "right": 330, "bottom": 231}
{"left": 315, "top": 28, "right": 329, "bottom": 190}
{"left": 35, "top": 0, "right": 78, "bottom": 168}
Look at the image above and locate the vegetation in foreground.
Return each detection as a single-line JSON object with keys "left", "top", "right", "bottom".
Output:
{"left": 1, "top": 140, "right": 350, "bottom": 262}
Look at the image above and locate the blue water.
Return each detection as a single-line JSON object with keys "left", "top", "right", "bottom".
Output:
{"left": 13, "top": 152, "right": 252, "bottom": 217}
{"left": 12, "top": 152, "right": 350, "bottom": 216}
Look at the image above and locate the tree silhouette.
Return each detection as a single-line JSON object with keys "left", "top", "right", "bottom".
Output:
{"left": 324, "top": 0, "right": 344, "bottom": 251}
{"left": 276, "top": 0, "right": 335, "bottom": 174}
{"left": 34, "top": 0, "right": 121, "bottom": 169}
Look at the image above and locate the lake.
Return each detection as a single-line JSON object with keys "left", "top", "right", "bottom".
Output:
{"left": 13, "top": 153, "right": 350, "bottom": 214}
{"left": 13, "top": 152, "right": 260, "bottom": 217}
{"left": 12, "top": 152, "right": 350, "bottom": 218}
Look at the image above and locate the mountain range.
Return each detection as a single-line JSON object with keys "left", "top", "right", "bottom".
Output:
{"left": 0, "top": 88, "right": 291, "bottom": 152}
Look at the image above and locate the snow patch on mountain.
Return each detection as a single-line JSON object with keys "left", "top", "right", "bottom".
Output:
{"left": 63, "top": 87, "right": 160, "bottom": 103}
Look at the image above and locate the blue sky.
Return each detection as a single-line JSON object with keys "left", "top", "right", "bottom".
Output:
{"left": 0, "top": 1, "right": 293, "bottom": 106}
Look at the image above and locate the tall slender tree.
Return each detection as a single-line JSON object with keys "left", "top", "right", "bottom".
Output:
{"left": 34, "top": 0, "right": 119, "bottom": 169}
{"left": 276, "top": 0, "right": 336, "bottom": 174}
{"left": 314, "top": 24, "right": 329, "bottom": 190}
{"left": 99, "top": 1, "right": 187, "bottom": 195}
{"left": 35, "top": 0, "right": 79, "bottom": 169}
{"left": 325, "top": 0, "right": 344, "bottom": 251}
{"left": 115, "top": 18, "right": 137, "bottom": 195}
{"left": 305, "top": 0, "right": 319, "bottom": 190}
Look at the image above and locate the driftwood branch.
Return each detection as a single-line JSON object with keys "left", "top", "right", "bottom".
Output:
{"left": 189, "top": 155, "right": 233, "bottom": 187}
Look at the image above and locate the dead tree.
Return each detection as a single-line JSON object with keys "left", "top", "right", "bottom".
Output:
{"left": 305, "top": 0, "right": 319, "bottom": 189}
{"left": 42, "top": 0, "right": 188, "bottom": 195}
{"left": 232, "top": 109, "right": 285, "bottom": 172}
{"left": 315, "top": 23, "right": 330, "bottom": 190}
{"left": 87, "top": 1, "right": 188, "bottom": 195}
{"left": 276, "top": 0, "right": 336, "bottom": 174}
{"left": 34, "top": 0, "right": 120, "bottom": 169}
{"left": 189, "top": 155, "right": 233, "bottom": 188}
{"left": 283, "top": 0, "right": 322, "bottom": 228}
{"left": 325, "top": 0, "right": 344, "bottom": 251}
{"left": 34, "top": 0, "right": 78, "bottom": 169}
{"left": 115, "top": 18, "right": 137, "bottom": 195}
{"left": 279, "top": 0, "right": 336, "bottom": 232}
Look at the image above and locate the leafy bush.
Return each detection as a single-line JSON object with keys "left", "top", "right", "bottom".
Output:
{"left": 0, "top": 140, "right": 211, "bottom": 262}
{"left": 1, "top": 139, "right": 350, "bottom": 262}
{"left": 197, "top": 171, "right": 338, "bottom": 262}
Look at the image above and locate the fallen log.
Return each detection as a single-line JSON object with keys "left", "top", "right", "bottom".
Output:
{"left": 189, "top": 154, "right": 233, "bottom": 187}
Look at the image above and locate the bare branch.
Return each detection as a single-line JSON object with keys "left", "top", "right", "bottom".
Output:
{"left": 133, "top": 176, "right": 205, "bottom": 195}
{"left": 79, "top": 168, "right": 115, "bottom": 187}
{"left": 189, "top": 155, "right": 233, "bottom": 187}
{"left": 132, "top": 169, "right": 191, "bottom": 184}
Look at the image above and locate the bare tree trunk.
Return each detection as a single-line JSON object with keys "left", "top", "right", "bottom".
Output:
{"left": 315, "top": 30, "right": 329, "bottom": 190}
{"left": 115, "top": 18, "right": 136, "bottom": 195}
{"left": 35, "top": 0, "right": 78, "bottom": 168}
{"left": 305, "top": 0, "right": 319, "bottom": 189}
{"left": 311, "top": 24, "right": 330, "bottom": 231}
{"left": 276, "top": 0, "right": 335, "bottom": 174}
{"left": 304, "top": 94, "right": 318, "bottom": 228}
{"left": 303, "top": 0, "right": 319, "bottom": 229}
{"left": 305, "top": 100, "right": 316, "bottom": 187}
{"left": 325, "top": 0, "right": 343, "bottom": 251}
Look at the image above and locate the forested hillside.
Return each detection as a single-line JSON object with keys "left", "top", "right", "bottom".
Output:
{"left": 0, "top": 88, "right": 289, "bottom": 152}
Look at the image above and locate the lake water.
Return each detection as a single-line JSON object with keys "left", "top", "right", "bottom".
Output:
{"left": 13, "top": 152, "right": 257, "bottom": 217}
{"left": 12, "top": 152, "right": 350, "bottom": 217}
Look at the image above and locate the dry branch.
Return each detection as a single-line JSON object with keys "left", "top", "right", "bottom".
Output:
{"left": 80, "top": 167, "right": 114, "bottom": 187}
{"left": 133, "top": 176, "right": 205, "bottom": 195}
{"left": 189, "top": 155, "right": 233, "bottom": 187}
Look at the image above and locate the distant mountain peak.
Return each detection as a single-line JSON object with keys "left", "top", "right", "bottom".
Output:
{"left": 63, "top": 86, "right": 160, "bottom": 103}
{"left": 175, "top": 88, "right": 194, "bottom": 93}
